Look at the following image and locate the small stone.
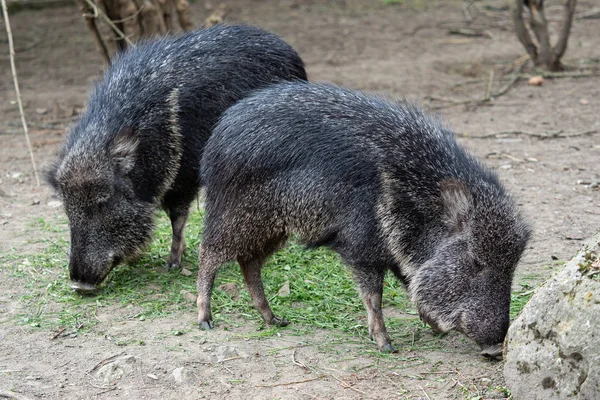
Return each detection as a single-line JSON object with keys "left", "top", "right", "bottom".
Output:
{"left": 147, "top": 374, "right": 158, "bottom": 380}
{"left": 180, "top": 268, "right": 193, "bottom": 277}
{"left": 172, "top": 367, "right": 191, "bottom": 384}
{"left": 96, "top": 355, "right": 138, "bottom": 385}
{"left": 500, "top": 164, "right": 512, "bottom": 169}
{"left": 217, "top": 282, "right": 239, "bottom": 299}
{"left": 47, "top": 200, "right": 63, "bottom": 208}
{"left": 579, "top": 98, "right": 589, "bottom": 105}
{"left": 525, "top": 157, "right": 538, "bottom": 163}
{"left": 528, "top": 76, "right": 544, "bottom": 86}
{"left": 180, "top": 290, "right": 197, "bottom": 303}
{"left": 277, "top": 281, "right": 291, "bottom": 297}
{"left": 10, "top": 172, "right": 22, "bottom": 179}
{"left": 35, "top": 108, "right": 48, "bottom": 115}
{"left": 215, "top": 346, "right": 245, "bottom": 362}
{"left": 31, "top": 199, "right": 40, "bottom": 205}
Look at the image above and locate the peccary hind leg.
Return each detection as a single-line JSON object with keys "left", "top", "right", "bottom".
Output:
{"left": 167, "top": 208, "right": 189, "bottom": 269}
{"left": 356, "top": 268, "right": 395, "bottom": 353}
{"left": 239, "top": 255, "right": 289, "bottom": 327}
{"left": 196, "top": 245, "right": 225, "bottom": 330}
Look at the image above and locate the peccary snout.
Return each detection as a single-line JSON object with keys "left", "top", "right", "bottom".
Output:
{"left": 68, "top": 246, "right": 120, "bottom": 292}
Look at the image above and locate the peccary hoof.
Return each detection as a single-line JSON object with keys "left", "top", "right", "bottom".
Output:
{"left": 379, "top": 343, "right": 396, "bottom": 353}
{"left": 199, "top": 320, "right": 214, "bottom": 330}
{"left": 480, "top": 344, "right": 503, "bottom": 360}
{"left": 270, "top": 316, "right": 289, "bottom": 327}
{"left": 167, "top": 262, "right": 180, "bottom": 270}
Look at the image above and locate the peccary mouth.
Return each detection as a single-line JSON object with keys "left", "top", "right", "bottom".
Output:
{"left": 480, "top": 343, "right": 503, "bottom": 360}
{"left": 70, "top": 281, "right": 98, "bottom": 293}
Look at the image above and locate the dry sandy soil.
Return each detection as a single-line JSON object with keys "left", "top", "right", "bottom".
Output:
{"left": 1, "top": 0, "right": 599, "bottom": 399}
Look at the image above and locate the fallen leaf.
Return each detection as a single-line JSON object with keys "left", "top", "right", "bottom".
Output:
{"left": 528, "top": 76, "right": 544, "bottom": 86}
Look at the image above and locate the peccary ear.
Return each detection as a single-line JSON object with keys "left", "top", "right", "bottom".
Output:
{"left": 44, "top": 163, "right": 60, "bottom": 190}
{"left": 440, "top": 179, "right": 473, "bottom": 234}
{"left": 111, "top": 129, "right": 138, "bottom": 173}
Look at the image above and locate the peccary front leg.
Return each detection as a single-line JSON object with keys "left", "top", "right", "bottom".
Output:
{"left": 355, "top": 268, "right": 395, "bottom": 353}
{"left": 239, "top": 256, "right": 289, "bottom": 327}
{"left": 196, "top": 244, "right": 225, "bottom": 330}
{"left": 167, "top": 208, "right": 189, "bottom": 269}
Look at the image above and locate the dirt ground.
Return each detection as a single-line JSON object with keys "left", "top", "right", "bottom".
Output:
{"left": 1, "top": 0, "right": 599, "bottom": 399}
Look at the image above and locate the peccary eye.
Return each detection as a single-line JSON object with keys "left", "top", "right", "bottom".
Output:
{"left": 95, "top": 201, "right": 108, "bottom": 213}
{"left": 473, "top": 260, "right": 484, "bottom": 273}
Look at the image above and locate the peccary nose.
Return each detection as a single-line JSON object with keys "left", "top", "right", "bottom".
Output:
{"left": 70, "top": 281, "right": 98, "bottom": 293}
{"left": 480, "top": 343, "right": 503, "bottom": 360}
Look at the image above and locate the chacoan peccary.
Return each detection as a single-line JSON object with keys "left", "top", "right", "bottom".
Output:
{"left": 196, "top": 82, "right": 531, "bottom": 357}
{"left": 46, "top": 25, "right": 307, "bottom": 292}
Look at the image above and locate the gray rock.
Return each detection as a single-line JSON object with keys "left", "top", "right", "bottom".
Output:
{"left": 504, "top": 232, "right": 600, "bottom": 400}
{"left": 96, "top": 355, "right": 138, "bottom": 385}
{"left": 172, "top": 367, "right": 192, "bottom": 384}
{"left": 215, "top": 346, "right": 247, "bottom": 362}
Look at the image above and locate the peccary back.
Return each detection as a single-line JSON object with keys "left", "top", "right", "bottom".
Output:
{"left": 196, "top": 82, "right": 531, "bottom": 356}
{"left": 46, "top": 25, "right": 307, "bottom": 290}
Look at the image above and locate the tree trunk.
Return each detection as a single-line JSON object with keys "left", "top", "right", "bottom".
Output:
{"left": 511, "top": 0, "right": 577, "bottom": 71}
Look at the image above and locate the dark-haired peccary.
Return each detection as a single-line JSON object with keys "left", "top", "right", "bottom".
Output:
{"left": 46, "top": 25, "right": 307, "bottom": 292}
{"left": 196, "top": 82, "right": 531, "bottom": 357}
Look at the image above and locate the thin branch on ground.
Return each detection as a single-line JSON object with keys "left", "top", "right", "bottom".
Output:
{"left": 255, "top": 375, "right": 325, "bottom": 388}
{"left": 576, "top": 8, "right": 600, "bottom": 19}
{"left": 484, "top": 69, "right": 495, "bottom": 100}
{"left": 462, "top": 129, "right": 598, "bottom": 140}
{"left": 50, "top": 327, "right": 66, "bottom": 340}
{"left": 490, "top": 58, "right": 528, "bottom": 98}
{"left": 418, "top": 384, "right": 432, "bottom": 400}
{"left": 0, "top": 390, "right": 35, "bottom": 400}
{"left": 87, "top": 352, "right": 126, "bottom": 373}
{"left": 292, "top": 350, "right": 311, "bottom": 372}
{"left": 1, "top": 0, "right": 40, "bottom": 187}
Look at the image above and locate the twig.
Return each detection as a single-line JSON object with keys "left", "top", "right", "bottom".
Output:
{"left": 520, "top": 71, "right": 600, "bottom": 79}
{"left": 1, "top": 0, "right": 40, "bottom": 187}
{"left": 76, "top": 0, "right": 110, "bottom": 64}
{"left": 576, "top": 8, "right": 600, "bottom": 19}
{"left": 292, "top": 350, "right": 310, "bottom": 372}
{"left": 454, "top": 367, "right": 480, "bottom": 397}
{"left": 96, "top": 387, "right": 117, "bottom": 396}
{"left": 418, "top": 384, "right": 432, "bottom": 400}
{"left": 448, "top": 27, "right": 492, "bottom": 38}
{"left": 325, "top": 372, "right": 366, "bottom": 395}
{"left": 490, "top": 59, "right": 528, "bottom": 99}
{"left": 88, "top": 352, "right": 126, "bottom": 373}
{"left": 0, "top": 390, "right": 35, "bottom": 400}
{"left": 484, "top": 69, "right": 495, "bottom": 100}
{"left": 218, "top": 356, "right": 244, "bottom": 363}
{"left": 82, "top": 0, "right": 134, "bottom": 47}
{"left": 428, "top": 57, "right": 528, "bottom": 109}
{"left": 255, "top": 375, "right": 325, "bottom": 388}
{"left": 462, "top": 0, "right": 474, "bottom": 22}
{"left": 463, "top": 129, "right": 598, "bottom": 140}
{"left": 50, "top": 327, "right": 66, "bottom": 340}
